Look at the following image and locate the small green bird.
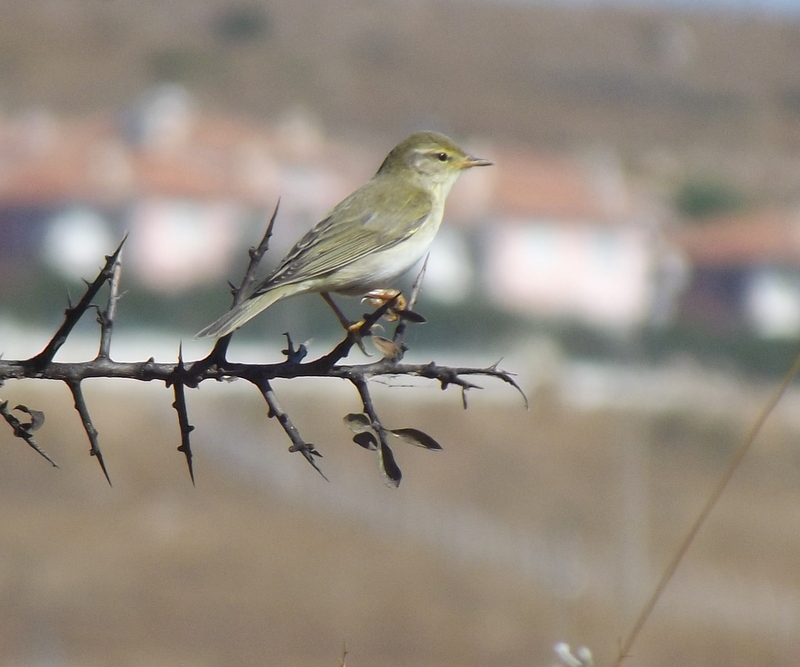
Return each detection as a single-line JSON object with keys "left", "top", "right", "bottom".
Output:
{"left": 196, "top": 131, "right": 492, "bottom": 339}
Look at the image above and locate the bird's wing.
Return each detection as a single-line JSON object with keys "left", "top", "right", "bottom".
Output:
{"left": 253, "top": 179, "right": 433, "bottom": 294}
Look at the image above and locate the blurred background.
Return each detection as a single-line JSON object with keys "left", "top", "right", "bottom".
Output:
{"left": 2, "top": 0, "right": 800, "bottom": 665}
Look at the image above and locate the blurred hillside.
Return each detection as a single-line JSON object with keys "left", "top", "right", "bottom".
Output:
{"left": 0, "top": 372, "right": 799, "bottom": 666}
{"left": 3, "top": 0, "right": 800, "bottom": 197}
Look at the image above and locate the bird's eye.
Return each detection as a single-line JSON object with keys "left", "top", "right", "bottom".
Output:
{"left": 435, "top": 152, "right": 448, "bottom": 162}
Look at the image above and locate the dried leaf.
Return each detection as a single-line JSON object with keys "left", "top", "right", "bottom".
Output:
{"left": 378, "top": 441, "right": 402, "bottom": 487}
{"left": 390, "top": 427, "right": 443, "bottom": 451}
{"left": 14, "top": 404, "right": 45, "bottom": 432}
{"left": 0, "top": 401, "right": 58, "bottom": 467}
{"left": 371, "top": 335, "right": 402, "bottom": 360}
{"left": 396, "top": 308, "right": 426, "bottom": 324}
{"left": 343, "top": 413, "right": 372, "bottom": 434}
{"left": 352, "top": 432, "right": 377, "bottom": 450}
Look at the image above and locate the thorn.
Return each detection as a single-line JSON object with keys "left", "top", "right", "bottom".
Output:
{"left": 291, "top": 442, "right": 329, "bottom": 481}
{"left": 173, "top": 345, "right": 196, "bottom": 485}
{"left": 489, "top": 358, "right": 503, "bottom": 371}
{"left": 107, "top": 233, "right": 129, "bottom": 259}
{"left": 281, "top": 332, "right": 310, "bottom": 363}
{"left": 93, "top": 448, "right": 113, "bottom": 487}
{"left": 178, "top": 439, "right": 196, "bottom": 486}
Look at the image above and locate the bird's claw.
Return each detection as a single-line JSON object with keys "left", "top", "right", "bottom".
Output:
{"left": 346, "top": 320, "right": 373, "bottom": 356}
{"left": 362, "top": 289, "right": 424, "bottom": 323}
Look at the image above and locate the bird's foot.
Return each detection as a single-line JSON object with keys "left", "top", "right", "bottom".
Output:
{"left": 321, "top": 292, "right": 372, "bottom": 355}
{"left": 363, "top": 288, "right": 405, "bottom": 314}
{"left": 345, "top": 319, "right": 373, "bottom": 356}
{"left": 362, "top": 289, "right": 426, "bottom": 323}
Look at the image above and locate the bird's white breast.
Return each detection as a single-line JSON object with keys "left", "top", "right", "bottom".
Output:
{"left": 327, "top": 199, "right": 445, "bottom": 294}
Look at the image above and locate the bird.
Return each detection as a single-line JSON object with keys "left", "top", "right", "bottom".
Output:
{"left": 195, "top": 131, "right": 492, "bottom": 339}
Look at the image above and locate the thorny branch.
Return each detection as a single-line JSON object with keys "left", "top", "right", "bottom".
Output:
{"left": 97, "top": 251, "right": 123, "bottom": 360}
{"left": 29, "top": 235, "right": 127, "bottom": 371}
{"left": 251, "top": 376, "right": 328, "bottom": 481}
{"left": 0, "top": 200, "right": 526, "bottom": 486}
{"left": 191, "top": 200, "right": 281, "bottom": 374}
{"left": 169, "top": 345, "right": 196, "bottom": 485}
{"left": 350, "top": 373, "right": 400, "bottom": 486}
{"left": 67, "top": 379, "right": 111, "bottom": 486}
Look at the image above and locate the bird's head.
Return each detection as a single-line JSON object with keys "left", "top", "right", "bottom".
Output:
{"left": 378, "top": 131, "right": 493, "bottom": 196}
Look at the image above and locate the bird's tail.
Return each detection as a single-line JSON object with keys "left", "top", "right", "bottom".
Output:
{"left": 194, "top": 288, "right": 288, "bottom": 339}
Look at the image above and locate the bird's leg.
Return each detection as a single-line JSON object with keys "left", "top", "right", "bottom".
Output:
{"left": 321, "top": 292, "right": 353, "bottom": 330}
{"left": 320, "top": 292, "right": 371, "bottom": 355}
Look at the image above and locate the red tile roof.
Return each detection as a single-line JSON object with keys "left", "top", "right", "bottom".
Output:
{"left": 490, "top": 149, "right": 631, "bottom": 222}
{"left": 0, "top": 110, "right": 635, "bottom": 227}
{"left": 668, "top": 209, "right": 800, "bottom": 266}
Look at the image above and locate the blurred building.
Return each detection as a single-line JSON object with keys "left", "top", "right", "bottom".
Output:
{"left": 668, "top": 208, "right": 800, "bottom": 337}
{"left": 0, "top": 91, "right": 361, "bottom": 297}
{"left": 480, "top": 148, "right": 670, "bottom": 331}
{"left": 5, "top": 90, "right": 800, "bottom": 339}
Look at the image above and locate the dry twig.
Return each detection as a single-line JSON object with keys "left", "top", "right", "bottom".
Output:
{"left": 613, "top": 348, "right": 800, "bottom": 666}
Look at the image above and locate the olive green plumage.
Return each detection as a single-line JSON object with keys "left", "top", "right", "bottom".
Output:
{"left": 196, "top": 131, "right": 491, "bottom": 339}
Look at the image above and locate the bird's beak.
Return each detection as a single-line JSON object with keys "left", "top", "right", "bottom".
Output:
{"left": 458, "top": 155, "right": 494, "bottom": 169}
